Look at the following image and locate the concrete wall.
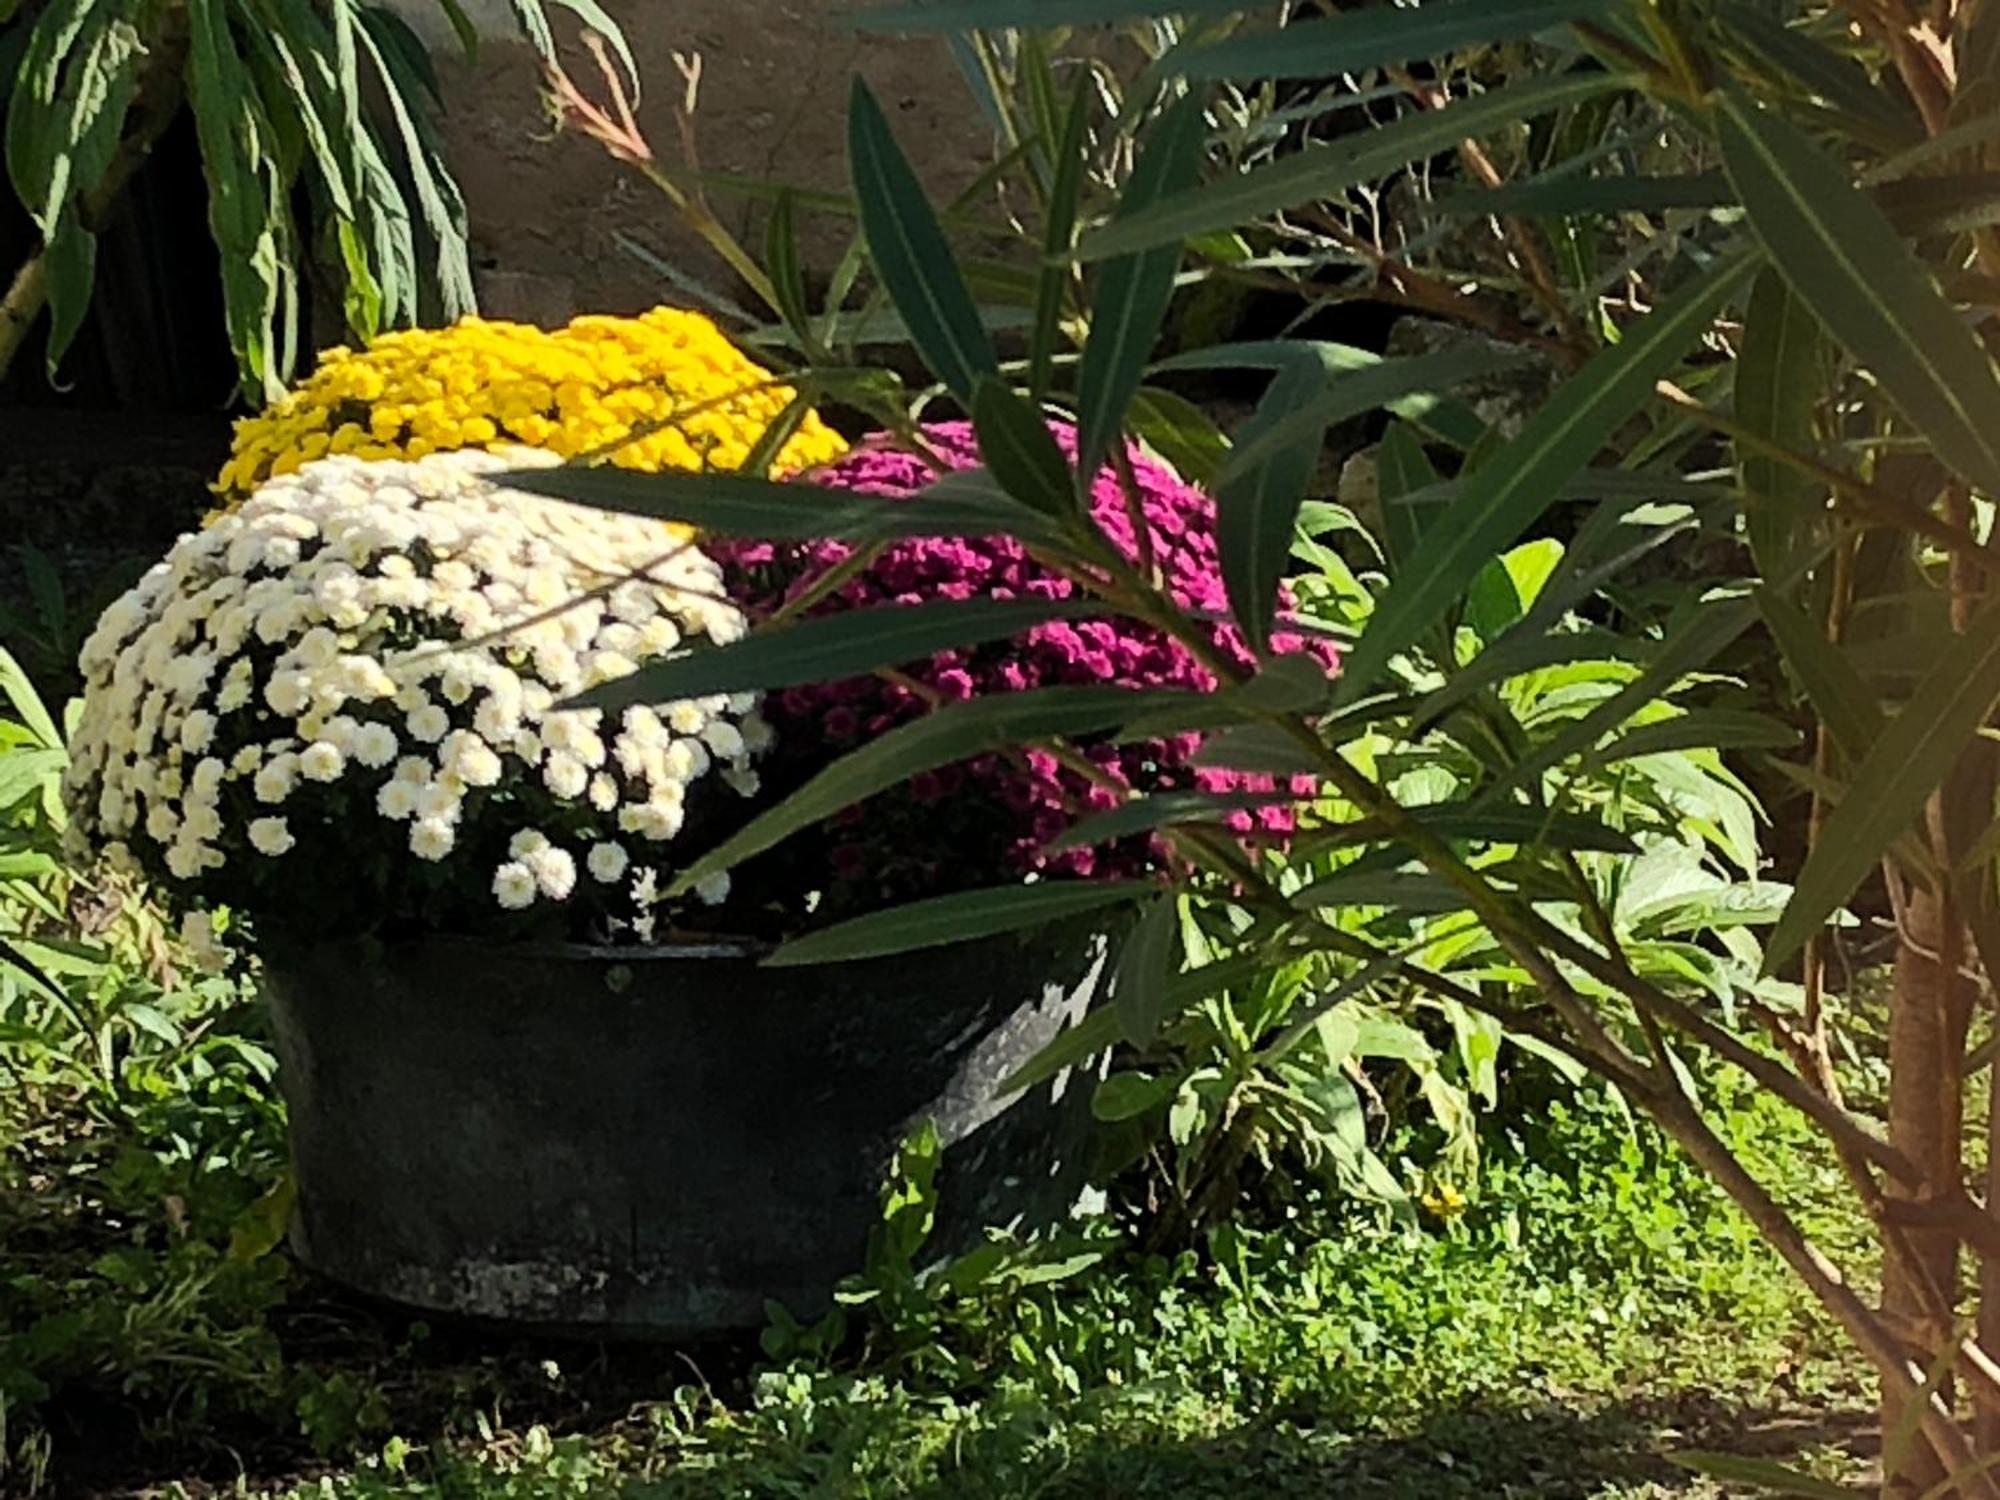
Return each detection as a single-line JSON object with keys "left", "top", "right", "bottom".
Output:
{"left": 393, "top": 1, "right": 996, "bottom": 324}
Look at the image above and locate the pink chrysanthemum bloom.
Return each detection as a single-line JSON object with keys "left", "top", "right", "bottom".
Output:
{"left": 713, "top": 421, "right": 1338, "bottom": 918}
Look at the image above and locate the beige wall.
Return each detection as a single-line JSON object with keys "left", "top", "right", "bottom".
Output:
{"left": 395, "top": 1, "right": 997, "bottom": 325}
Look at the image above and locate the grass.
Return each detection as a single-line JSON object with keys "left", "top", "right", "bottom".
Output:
{"left": 2, "top": 1034, "right": 1875, "bottom": 1500}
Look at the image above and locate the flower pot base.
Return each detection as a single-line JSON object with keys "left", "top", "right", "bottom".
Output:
{"left": 266, "top": 925, "right": 1108, "bottom": 1337}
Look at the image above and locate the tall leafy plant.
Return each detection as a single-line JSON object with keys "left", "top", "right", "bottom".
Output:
{"left": 0, "top": 0, "right": 634, "bottom": 399}
{"left": 526, "top": 1, "right": 2000, "bottom": 1494}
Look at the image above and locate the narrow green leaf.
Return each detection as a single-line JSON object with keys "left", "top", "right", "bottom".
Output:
{"left": 1075, "top": 94, "right": 1206, "bottom": 485}
{"left": 507, "top": 463, "right": 1060, "bottom": 544}
{"left": 1719, "top": 1, "right": 1922, "bottom": 151}
{"left": 671, "top": 686, "right": 1202, "bottom": 893}
{"left": 1719, "top": 90, "right": 2000, "bottom": 496}
{"left": 1082, "top": 72, "right": 1623, "bottom": 258}
{"left": 1492, "top": 593, "right": 1761, "bottom": 797}
{"left": 1290, "top": 868, "right": 1471, "bottom": 914}
{"left": 1128, "top": 386, "right": 1229, "bottom": 487}
{"left": 852, "top": 0, "right": 1246, "bottom": 31}
{"left": 998, "top": 952, "right": 1270, "bottom": 1096}
{"left": 1029, "top": 72, "right": 1092, "bottom": 402}
{"left": 766, "top": 188, "right": 815, "bottom": 350}
{"left": 574, "top": 598, "right": 1102, "bottom": 712}
{"left": 1588, "top": 708, "right": 1801, "bottom": 765}
{"left": 40, "top": 213, "right": 95, "bottom": 375}
{"left": 1376, "top": 421, "right": 1441, "bottom": 576}
{"left": 849, "top": 77, "right": 997, "bottom": 401}
{"left": 1337, "top": 254, "right": 1751, "bottom": 702}
{"left": 1409, "top": 626, "right": 1643, "bottom": 737}
{"left": 766, "top": 881, "right": 1148, "bottom": 966}
{"left": 1216, "top": 355, "right": 1326, "bottom": 656}
{"left": 972, "top": 378, "right": 1074, "bottom": 514}
{"left": 1666, "top": 1451, "right": 1861, "bottom": 1500}
{"left": 1766, "top": 600, "right": 2000, "bottom": 970}
{"left": 1155, "top": 340, "right": 1490, "bottom": 450}
{"left": 1189, "top": 723, "right": 1326, "bottom": 775}
{"left": 1758, "top": 597, "right": 1881, "bottom": 773}
{"left": 1045, "top": 789, "right": 1301, "bottom": 853}
{"left": 1173, "top": 0, "right": 1621, "bottom": 81}
{"left": 1736, "top": 268, "right": 1827, "bottom": 576}
{"left": 1114, "top": 893, "right": 1182, "bottom": 1045}
{"left": 1439, "top": 171, "right": 1730, "bottom": 219}
{"left": 1295, "top": 804, "right": 1638, "bottom": 857}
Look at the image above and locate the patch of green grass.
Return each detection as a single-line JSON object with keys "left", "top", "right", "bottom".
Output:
{"left": 222, "top": 1080, "right": 1865, "bottom": 1500}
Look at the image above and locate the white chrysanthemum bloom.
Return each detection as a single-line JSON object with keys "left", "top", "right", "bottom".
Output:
{"left": 63, "top": 449, "right": 771, "bottom": 939}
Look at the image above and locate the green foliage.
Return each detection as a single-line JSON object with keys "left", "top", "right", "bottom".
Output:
{"left": 0, "top": 0, "right": 636, "bottom": 397}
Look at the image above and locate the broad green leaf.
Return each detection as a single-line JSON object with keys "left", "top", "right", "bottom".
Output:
{"left": 575, "top": 598, "right": 1103, "bottom": 712}
{"left": 766, "top": 880, "right": 1148, "bottom": 966}
{"left": 507, "top": 463, "right": 1060, "bottom": 544}
{"left": 1736, "top": 268, "right": 1827, "bottom": 576}
{"left": 1075, "top": 95, "right": 1205, "bottom": 485}
{"left": 972, "top": 378, "right": 1074, "bottom": 514}
{"left": 1338, "top": 253, "right": 1752, "bottom": 702}
{"left": 671, "top": 686, "right": 1201, "bottom": 893}
{"left": 1756, "top": 590, "right": 1883, "bottom": 765}
{"left": 1409, "top": 626, "right": 1642, "bottom": 737}
{"left": 1029, "top": 72, "right": 1092, "bottom": 401}
{"left": 849, "top": 77, "right": 997, "bottom": 401}
{"left": 1718, "top": 91, "right": 2000, "bottom": 496}
{"left": 1174, "top": 0, "right": 1620, "bottom": 80}
{"left": 1766, "top": 599, "right": 2000, "bottom": 970}
{"left": 1114, "top": 894, "right": 1182, "bottom": 1045}
{"left": 1082, "top": 72, "right": 1623, "bottom": 258}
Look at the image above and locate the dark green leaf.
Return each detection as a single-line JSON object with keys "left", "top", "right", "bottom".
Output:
{"left": 1114, "top": 894, "right": 1181, "bottom": 1045}
{"left": 1046, "top": 789, "right": 1302, "bottom": 853}
{"left": 1029, "top": 72, "right": 1092, "bottom": 401}
{"left": 852, "top": 0, "right": 1246, "bottom": 30}
{"left": 766, "top": 189, "right": 815, "bottom": 349}
{"left": 1336, "top": 254, "right": 1751, "bottom": 702}
{"left": 766, "top": 881, "right": 1148, "bottom": 966}
{"left": 507, "top": 463, "right": 1061, "bottom": 544}
{"left": 1756, "top": 591, "right": 1882, "bottom": 765}
{"left": 1736, "top": 268, "right": 1827, "bottom": 576}
{"left": 1215, "top": 355, "right": 1326, "bottom": 656}
{"left": 1128, "top": 386, "right": 1229, "bottom": 486}
{"left": 1093, "top": 1071, "right": 1177, "bottom": 1121}
{"left": 1075, "top": 94, "right": 1206, "bottom": 484}
{"left": 1439, "top": 171, "right": 1730, "bottom": 219}
{"left": 1290, "top": 868, "right": 1471, "bottom": 914}
{"left": 672, "top": 686, "right": 1202, "bottom": 893}
{"left": 1082, "top": 72, "right": 1623, "bottom": 257}
{"left": 998, "top": 953, "right": 1270, "bottom": 1095}
{"left": 1719, "top": 90, "right": 2000, "bottom": 496}
{"left": 1766, "top": 598, "right": 2000, "bottom": 970}
{"left": 1589, "top": 708, "right": 1801, "bottom": 764}
{"left": 40, "top": 213, "right": 94, "bottom": 375}
{"left": 1666, "top": 1451, "right": 1860, "bottom": 1500}
{"left": 972, "top": 378, "right": 1074, "bottom": 513}
{"left": 1174, "top": 0, "right": 1621, "bottom": 80}
{"left": 1190, "top": 723, "right": 1326, "bottom": 775}
{"left": 849, "top": 77, "right": 997, "bottom": 401}
{"left": 574, "top": 598, "right": 1102, "bottom": 712}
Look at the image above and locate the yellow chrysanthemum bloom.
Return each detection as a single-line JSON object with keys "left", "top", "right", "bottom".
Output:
{"left": 215, "top": 308, "right": 846, "bottom": 502}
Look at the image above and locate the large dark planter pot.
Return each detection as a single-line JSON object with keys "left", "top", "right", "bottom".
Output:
{"left": 264, "top": 921, "right": 1109, "bottom": 1337}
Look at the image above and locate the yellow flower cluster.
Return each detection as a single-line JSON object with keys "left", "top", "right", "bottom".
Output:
{"left": 216, "top": 308, "right": 846, "bottom": 499}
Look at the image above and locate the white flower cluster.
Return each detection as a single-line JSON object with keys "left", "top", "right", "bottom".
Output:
{"left": 64, "top": 449, "right": 769, "bottom": 931}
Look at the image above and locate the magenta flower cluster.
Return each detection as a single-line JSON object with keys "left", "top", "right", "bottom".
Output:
{"left": 712, "top": 422, "right": 1338, "bottom": 917}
